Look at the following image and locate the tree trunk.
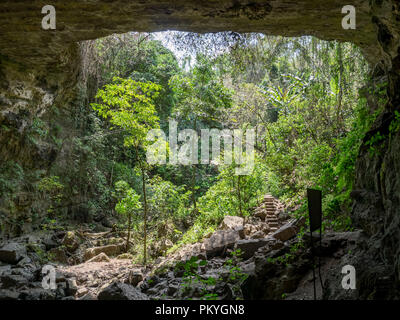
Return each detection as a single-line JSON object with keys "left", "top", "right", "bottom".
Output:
{"left": 191, "top": 118, "right": 198, "bottom": 210}
{"left": 237, "top": 175, "right": 243, "bottom": 217}
{"left": 126, "top": 212, "right": 131, "bottom": 252}
{"left": 336, "top": 42, "right": 344, "bottom": 131}
{"left": 140, "top": 164, "right": 148, "bottom": 265}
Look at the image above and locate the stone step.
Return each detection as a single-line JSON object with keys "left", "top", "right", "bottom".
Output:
{"left": 263, "top": 201, "right": 275, "bottom": 205}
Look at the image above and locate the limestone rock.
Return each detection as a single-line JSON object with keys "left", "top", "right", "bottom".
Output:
{"left": 271, "top": 217, "right": 305, "bottom": 242}
{"left": 98, "top": 282, "right": 149, "bottom": 300}
{"left": 66, "top": 278, "right": 78, "bottom": 296}
{"left": 203, "top": 230, "right": 241, "bottom": 258}
{"left": 219, "top": 216, "right": 244, "bottom": 231}
{"left": 87, "top": 252, "right": 111, "bottom": 263}
{"left": 271, "top": 224, "right": 297, "bottom": 242}
{"left": 0, "top": 242, "right": 27, "bottom": 264}
{"left": 0, "top": 274, "right": 29, "bottom": 289}
{"left": 84, "top": 244, "right": 124, "bottom": 261}
{"left": 234, "top": 237, "right": 277, "bottom": 260}
{"left": 128, "top": 270, "right": 143, "bottom": 286}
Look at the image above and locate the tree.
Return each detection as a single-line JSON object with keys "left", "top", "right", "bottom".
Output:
{"left": 169, "top": 54, "right": 233, "bottom": 209}
{"left": 92, "top": 77, "right": 161, "bottom": 264}
{"left": 115, "top": 182, "right": 142, "bottom": 251}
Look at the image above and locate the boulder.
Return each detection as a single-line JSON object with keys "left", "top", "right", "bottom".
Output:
{"left": 128, "top": 270, "right": 143, "bottom": 286}
{"left": 234, "top": 237, "right": 277, "bottom": 260}
{"left": 98, "top": 282, "right": 149, "bottom": 300}
{"left": 270, "top": 224, "right": 297, "bottom": 242}
{"left": 66, "top": 278, "right": 78, "bottom": 296}
{"left": 42, "top": 235, "right": 59, "bottom": 251}
{"left": 0, "top": 274, "right": 25, "bottom": 289}
{"left": 0, "top": 242, "right": 27, "bottom": 264}
{"left": 219, "top": 216, "right": 244, "bottom": 231}
{"left": 203, "top": 230, "right": 241, "bottom": 258}
{"left": 271, "top": 217, "right": 305, "bottom": 242}
{"left": 83, "top": 244, "right": 124, "bottom": 261}
{"left": 87, "top": 252, "right": 111, "bottom": 263}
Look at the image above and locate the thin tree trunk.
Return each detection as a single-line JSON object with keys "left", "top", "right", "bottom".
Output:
{"left": 126, "top": 212, "right": 131, "bottom": 252}
{"left": 140, "top": 164, "right": 148, "bottom": 265}
{"left": 191, "top": 165, "right": 197, "bottom": 210}
{"left": 336, "top": 42, "right": 344, "bottom": 131}
{"left": 237, "top": 175, "right": 243, "bottom": 217}
{"left": 191, "top": 118, "right": 197, "bottom": 210}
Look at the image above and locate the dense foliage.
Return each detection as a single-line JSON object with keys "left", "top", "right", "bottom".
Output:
{"left": 3, "top": 32, "right": 386, "bottom": 261}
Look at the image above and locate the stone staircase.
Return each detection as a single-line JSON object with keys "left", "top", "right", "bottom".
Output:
{"left": 254, "top": 194, "right": 283, "bottom": 232}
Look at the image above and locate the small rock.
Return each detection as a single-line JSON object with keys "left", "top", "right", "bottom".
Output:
{"left": 128, "top": 270, "right": 143, "bottom": 286}
{"left": 66, "top": 278, "right": 78, "bottom": 296}
{"left": 76, "top": 287, "right": 88, "bottom": 297}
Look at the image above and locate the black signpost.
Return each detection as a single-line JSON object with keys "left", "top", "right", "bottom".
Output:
{"left": 307, "top": 188, "right": 323, "bottom": 300}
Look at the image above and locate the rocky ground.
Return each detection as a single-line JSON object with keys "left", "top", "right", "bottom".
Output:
{"left": 0, "top": 194, "right": 366, "bottom": 300}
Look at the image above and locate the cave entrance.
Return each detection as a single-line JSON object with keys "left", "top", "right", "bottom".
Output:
{"left": 72, "top": 31, "right": 377, "bottom": 236}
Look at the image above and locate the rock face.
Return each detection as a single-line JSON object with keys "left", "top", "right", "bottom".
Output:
{"left": 0, "top": 0, "right": 387, "bottom": 70}
{"left": 242, "top": 231, "right": 367, "bottom": 300}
